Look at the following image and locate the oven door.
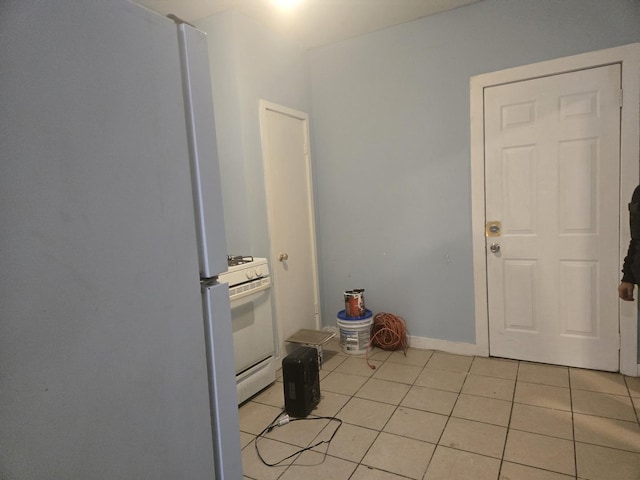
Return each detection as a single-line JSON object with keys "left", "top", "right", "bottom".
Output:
{"left": 230, "top": 283, "right": 276, "bottom": 374}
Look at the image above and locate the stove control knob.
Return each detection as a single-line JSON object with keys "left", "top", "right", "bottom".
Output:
{"left": 246, "top": 269, "right": 255, "bottom": 279}
{"left": 255, "top": 265, "right": 263, "bottom": 277}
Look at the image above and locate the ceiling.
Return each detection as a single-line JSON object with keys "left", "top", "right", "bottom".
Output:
{"left": 136, "top": 0, "right": 482, "bottom": 49}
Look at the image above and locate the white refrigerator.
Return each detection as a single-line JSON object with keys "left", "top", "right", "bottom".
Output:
{"left": 0, "top": 1, "right": 241, "bottom": 478}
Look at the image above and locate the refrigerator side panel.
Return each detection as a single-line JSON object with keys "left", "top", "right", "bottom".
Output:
{"left": 202, "top": 283, "right": 243, "bottom": 479}
{"left": 178, "top": 23, "right": 228, "bottom": 278}
{"left": 0, "top": 1, "right": 216, "bottom": 478}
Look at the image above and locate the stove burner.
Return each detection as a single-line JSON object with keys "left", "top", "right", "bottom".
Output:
{"left": 227, "top": 255, "right": 254, "bottom": 267}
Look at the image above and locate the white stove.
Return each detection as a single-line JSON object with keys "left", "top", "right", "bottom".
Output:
{"left": 220, "top": 256, "right": 271, "bottom": 300}
{"left": 219, "top": 256, "right": 276, "bottom": 404}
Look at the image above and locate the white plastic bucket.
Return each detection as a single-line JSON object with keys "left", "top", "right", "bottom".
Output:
{"left": 337, "top": 309, "right": 373, "bottom": 355}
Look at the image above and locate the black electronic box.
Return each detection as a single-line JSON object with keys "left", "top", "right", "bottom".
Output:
{"left": 282, "top": 346, "right": 320, "bottom": 417}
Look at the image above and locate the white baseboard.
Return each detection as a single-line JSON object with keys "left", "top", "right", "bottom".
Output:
{"left": 409, "top": 337, "right": 639, "bottom": 376}
{"left": 326, "top": 328, "right": 640, "bottom": 375}
{"left": 408, "top": 335, "right": 483, "bottom": 357}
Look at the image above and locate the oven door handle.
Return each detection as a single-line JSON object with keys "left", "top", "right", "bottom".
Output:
{"left": 229, "top": 280, "right": 271, "bottom": 304}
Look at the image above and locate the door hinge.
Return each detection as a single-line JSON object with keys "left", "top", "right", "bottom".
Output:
{"left": 618, "top": 89, "right": 623, "bottom": 108}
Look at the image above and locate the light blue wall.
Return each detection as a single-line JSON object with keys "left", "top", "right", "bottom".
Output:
{"left": 196, "top": 0, "right": 640, "bottom": 351}
{"left": 196, "top": 11, "right": 311, "bottom": 257}
{"left": 308, "top": 0, "right": 640, "bottom": 342}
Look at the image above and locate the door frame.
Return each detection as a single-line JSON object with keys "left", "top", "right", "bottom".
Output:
{"left": 259, "top": 99, "right": 321, "bottom": 355}
{"left": 470, "top": 43, "right": 640, "bottom": 376}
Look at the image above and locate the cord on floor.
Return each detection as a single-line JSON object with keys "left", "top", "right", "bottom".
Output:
{"left": 254, "top": 410, "right": 343, "bottom": 467}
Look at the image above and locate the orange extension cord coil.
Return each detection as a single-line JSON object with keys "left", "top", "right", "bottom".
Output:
{"left": 366, "top": 312, "right": 408, "bottom": 369}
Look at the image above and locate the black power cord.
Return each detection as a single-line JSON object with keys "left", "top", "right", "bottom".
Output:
{"left": 254, "top": 410, "right": 343, "bottom": 467}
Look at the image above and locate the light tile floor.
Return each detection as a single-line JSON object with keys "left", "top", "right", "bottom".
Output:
{"left": 239, "top": 339, "right": 640, "bottom": 480}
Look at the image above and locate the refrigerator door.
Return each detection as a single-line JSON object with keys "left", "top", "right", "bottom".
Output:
{"left": 0, "top": 1, "right": 229, "bottom": 478}
{"left": 177, "top": 22, "right": 228, "bottom": 278}
{"left": 202, "top": 282, "right": 243, "bottom": 479}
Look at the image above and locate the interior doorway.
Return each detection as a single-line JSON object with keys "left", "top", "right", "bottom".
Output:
{"left": 470, "top": 43, "right": 640, "bottom": 376}
{"left": 259, "top": 100, "right": 321, "bottom": 358}
{"left": 484, "top": 65, "right": 621, "bottom": 371}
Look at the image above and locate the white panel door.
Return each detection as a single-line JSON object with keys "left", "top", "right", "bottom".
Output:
{"left": 485, "top": 65, "right": 621, "bottom": 371}
{"left": 260, "top": 101, "right": 320, "bottom": 356}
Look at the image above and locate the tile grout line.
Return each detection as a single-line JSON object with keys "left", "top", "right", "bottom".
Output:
{"left": 623, "top": 375, "right": 640, "bottom": 425}
{"left": 354, "top": 348, "right": 430, "bottom": 479}
{"left": 335, "top": 349, "right": 384, "bottom": 480}
{"left": 494, "top": 358, "right": 519, "bottom": 480}
{"left": 568, "top": 368, "right": 579, "bottom": 480}
{"left": 343, "top": 347, "right": 424, "bottom": 480}
{"left": 408, "top": 349, "right": 445, "bottom": 479}
{"left": 345, "top": 349, "right": 449, "bottom": 479}
{"left": 422, "top": 354, "right": 474, "bottom": 478}
{"left": 308, "top": 347, "right": 410, "bottom": 479}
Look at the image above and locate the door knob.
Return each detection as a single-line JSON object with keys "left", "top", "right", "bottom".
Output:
{"left": 278, "top": 252, "right": 289, "bottom": 261}
{"left": 490, "top": 243, "right": 500, "bottom": 253}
